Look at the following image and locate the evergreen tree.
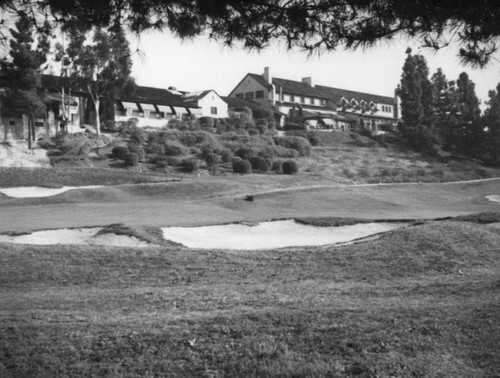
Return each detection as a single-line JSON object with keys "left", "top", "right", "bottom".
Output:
{"left": 0, "top": 15, "right": 49, "bottom": 147}
{"left": 456, "top": 72, "right": 482, "bottom": 156}
{"left": 431, "top": 68, "right": 460, "bottom": 150}
{"left": 59, "top": 25, "right": 135, "bottom": 136}
{"left": 482, "top": 84, "right": 500, "bottom": 165}
{"left": 397, "top": 50, "right": 438, "bottom": 152}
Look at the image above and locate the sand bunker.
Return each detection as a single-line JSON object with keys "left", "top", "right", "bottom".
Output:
{"left": 486, "top": 195, "right": 500, "bottom": 204}
{"left": 0, "top": 185, "right": 102, "bottom": 198}
{"left": 161, "top": 220, "right": 405, "bottom": 250}
{"left": 0, "top": 227, "right": 150, "bottom": 247}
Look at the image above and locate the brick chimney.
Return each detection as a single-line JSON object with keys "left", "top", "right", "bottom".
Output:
{"left": 263, "top": 66, "right": 272, "bottom": 84}
{"left": 302, "top": 77, "right": 314, "bottom": 87}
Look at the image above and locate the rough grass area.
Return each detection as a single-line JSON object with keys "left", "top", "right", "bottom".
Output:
{"left": 1, "top": 221, "right": 499, "bottom": 377}
{"left": 0, "top": 167, "right": 172, "bottom": 188}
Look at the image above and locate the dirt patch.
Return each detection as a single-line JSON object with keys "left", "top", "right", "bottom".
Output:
{"left": 0, "top": 141, "right": 51, "bottom": 168}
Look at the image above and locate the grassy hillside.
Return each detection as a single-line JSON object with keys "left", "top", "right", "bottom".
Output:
{"left": 1, "top": 221, "right": 499, "bottom": 377}
{"left": 23, "top": 127, "right": 500, "bottom": 187}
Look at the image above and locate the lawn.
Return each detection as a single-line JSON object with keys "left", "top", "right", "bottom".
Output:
{"left": 1, "top": 220, "right": 499, "bottom": 377}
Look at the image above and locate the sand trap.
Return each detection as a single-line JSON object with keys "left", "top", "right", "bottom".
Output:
{"left": 0, "top": 185, "right": 102, "bottom": 198}
{"left": 486, "top": 195, "right": 500, "bottom": 204}
{"left": 161, "top": 220, "right": 405, "bottom": 250}
{"left": 0, "top": 227, "right": 150, "bottom": 247}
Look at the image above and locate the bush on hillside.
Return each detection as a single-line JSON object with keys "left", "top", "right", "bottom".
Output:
{"left": 282, "top": 160, "right": 299, "bottom": 174}
{"left": 273, "top": 136, "right": 311, "bottom": 156}
{"left": 127, "top": 143, "right": 145, "bottom": 161}
{"left": 284, "top": 122, "right": 307, "bottom": 131}
{"left": 232, "top": 159, "right": 252, "bottom": 174}
{"left": 271, "top": 160, "right": 283, "bottom": 172}
{"left": 205, "top": 152, "right": 220, "bottom": 167}
{"left": 164, "top": 141, "right": 189, "bottom": 156}
{"left": 220, "top": 148, "right": 233, "bottom": 163}
{"left": 145, "top": 143, "right": 165, "bottom": 155}
{"left": 112, "top": 146, "right": 129, "bottom": 160}
{"left": 198, "top": 116, "right": 215, "bottom": 129}
{"left": 235, "top": 146, "right": 257, "bottom": 160}
{"left": 55, "top": 133, "right": 97, "bottom": 156}
{"left": 124, "top": 153, "right": 139, "bottom": 167}
{"left": 130, "top": 127, "right": 146, "bottom": 145}
{"left": 181, "top": 159, "right": 199, "bottom": 173}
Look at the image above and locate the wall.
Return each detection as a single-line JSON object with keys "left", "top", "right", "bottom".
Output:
{"left": 229, "top": 75, "right": 271, "bottom": 106}
{"left": 197, "top": 91, "right": 228, "bottom": 118}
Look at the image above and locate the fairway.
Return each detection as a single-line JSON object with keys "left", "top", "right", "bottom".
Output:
{"left": 0, "top": 177, "right": 498, "bottom": 232}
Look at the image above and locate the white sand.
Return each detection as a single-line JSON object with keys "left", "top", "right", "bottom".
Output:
{"left": 0, "top": 227, "right": 150, "bottom": 247}
{"left": 0, "top": 185, "right": 102, "bottom": 198}
{"left": 486, "top": 195, "right": 500, "bottom": 204}
{"left": 161, "top": 220, "right": 404, "bottom": 250}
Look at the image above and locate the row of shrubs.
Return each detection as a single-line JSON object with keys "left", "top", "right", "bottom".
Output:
{"left": 232, "top": 157, "right": 298, "bottom": 174}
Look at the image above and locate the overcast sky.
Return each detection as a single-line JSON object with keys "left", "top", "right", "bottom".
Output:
{"left": 130, "top": 30, "right": 500, "bottom": 107}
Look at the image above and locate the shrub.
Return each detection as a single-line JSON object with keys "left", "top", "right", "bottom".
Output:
{"left": 248, "top": 128, "right": 259, "bottom": 136}
{"left": 231, "top": 156, "right": 242, "bottom": 164}
{"left": 124, "top": 153, "right": 139, "bottom": 166}
{"left": 127, "top": 143, "right": 145, "bottom": 161}
{"left": 130, "top": 127, "right": 146, "bottom": 145}
{"left": 112, "top": 145, "right": 129, "bottom": 160}
{"left": 205, "top": 152, "right": 220, "bottom": 167}
{"left": 308, "top": 134, "right": 321, "bottom": 146}
{"left": 198, "top": 116, "right": 215, "bottom": 129}
{"left": 282, "top": 160, "right": 299, "bottom": 174}
{"left": 358, "top": 167, "right": 370, "bottom": 177}
{"left": 283, "top": 122, "right": 307, "bottom": 131}
{"left": 232, "top": 159, "right": 252, "bottom": 174}
{"left": 260, "top": 158, "right": 272, "bottom": 172}
{"left": 182, "top": 159, "right": 199, "bottom": 173}
{"left": 54, "top": 132, "right": 100, "bottom": 156}
{"left": 271, "top": 160, "right": 283, "bottom": 172}
{"left": 235, "top": 146, "right": 257, "bottom": 160}
{"left": 146, "top": 143, "right": 165, "bottom": 155}
{"left": 342, "top": 168, "right": 354, "bottom": 178}
{"left": 164, "top": 141, "right": 189, "bottom": 156}
{"left": 273, "top": 136, "right": 311, "bottom": 156}
{"left": 165, "top": 157, "right": 181, "bottom": 166}
{"left": 220, "top": 148, "right": 233, "bottom": 163}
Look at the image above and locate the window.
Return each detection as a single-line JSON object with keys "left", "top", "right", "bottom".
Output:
{"left": 245, "top": 91, "right": 254, "bottom": 100}
{"left": 300, "top": 96, "right": 305, "bottom": 103}
{"left": 35, "top": 121, "right": 44, "bottom": 127}
{"left": 283, "top": 94, "right": 291, "bottom": 102}
{"left": 9, "top": 120, "right": 16, "bottom": 126}
{"left": 256, "top": 90, "right": 264, "bottom": 99}
{"left": 211, "top": 107, "right": 217, "bottom": 115}
{"left": 235, "top": 93, "right": 244, "bottom": 99}
{"left": 290, "top": 95, "right": 295, "bottom": 102}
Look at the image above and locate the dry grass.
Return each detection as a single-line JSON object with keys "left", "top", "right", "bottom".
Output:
{"left": 1, "top": 221, "right": 499, "bottom": 377}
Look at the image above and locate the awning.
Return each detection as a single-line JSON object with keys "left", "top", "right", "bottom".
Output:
{"left": 140, "top": 103, "right": 156, "bottom": 111}
{"left": 121, "top": 101, "right": 139, "bottom": 110}
{"left": 156, "top": 105, "right": 173, "bottom": 114}
{"left": 171, "top": 106, "right": 188, "bottom": 115}
{"left": 322, "top": 118, "right": 336, "bottom": 126}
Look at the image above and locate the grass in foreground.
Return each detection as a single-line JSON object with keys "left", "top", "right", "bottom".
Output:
{"left": 1, "top": 221, "right": 499, "bottom": 377}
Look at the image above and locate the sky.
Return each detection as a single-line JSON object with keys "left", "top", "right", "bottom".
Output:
{"left": 130, "top": 30, "right": 500, "bottom": 107}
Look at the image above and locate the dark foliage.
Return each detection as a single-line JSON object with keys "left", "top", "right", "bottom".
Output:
{"left": 282, "top": 160, "right": 299, "bottom": 174}
{"left": 232, "top": 159, "right": 252, "bottom": 174}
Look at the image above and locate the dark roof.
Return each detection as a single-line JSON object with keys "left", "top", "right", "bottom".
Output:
{"left": 222, "top": 96, "right": 284, "bottom": 116}
{"left": 119, "top": 86, "right": 197, "bottom": 108}
{"left": 271, "top": 77, "right": 395, "bottom": 106}
{"left": 273, "top": 77, "right": 329, "bottom": 99}
{"left": 315, "top": 85, "right": 395, "bottom": 105}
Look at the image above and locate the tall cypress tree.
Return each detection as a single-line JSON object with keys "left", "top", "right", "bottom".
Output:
{"left": 397, "top": 50, "right": 438, "bottom": 152}
{"left": 431, "top": 68, "right": 460, "bottom": 150}
{"left": 456, "top": 72, "right": 482, "bottom": 156}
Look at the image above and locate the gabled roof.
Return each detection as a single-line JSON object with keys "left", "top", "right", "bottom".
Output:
{"left": 183, "top": 90, "right": 212, "bottom": 101}
{"left": 228, "top": 73, "right": 273, "bottom": 96}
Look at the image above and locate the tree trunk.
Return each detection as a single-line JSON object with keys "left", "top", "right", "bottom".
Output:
{"left": 95, "top": 99, "right": 101, "bottom": 136}
{"left": 27, "top": 113, "right": 33, "bottom": 149}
